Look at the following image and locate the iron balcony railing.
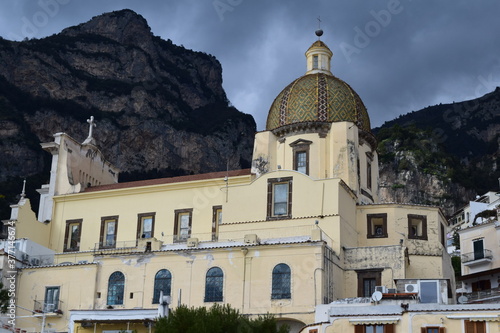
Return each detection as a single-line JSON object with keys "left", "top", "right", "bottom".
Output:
{"left": 33, "top": 299, "right": 63, "bottom": 314}
{"left": 461, "top": 249, "right": 493, "bottom": 263}
{"left": 462, "top": 287, "right": 500, "bottom": 303}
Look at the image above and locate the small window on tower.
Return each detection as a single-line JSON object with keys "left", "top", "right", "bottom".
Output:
{"left": 367, "top": 214, "right": 387, "bottom": 238}
{"left": 408, "top": 214, "right": 427, "bottom": 240}
{"left": 313, "top": 55, "right": 319, "bottom": 69}
{"left": 290, "top": 139, "right": 312, "bottom": 175}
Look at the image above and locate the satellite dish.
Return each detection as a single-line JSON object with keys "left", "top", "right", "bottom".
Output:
{"left": 371, "top": 291, "right": 383, "bottom": 302}
{"left": 458, "top": 295, "right": 468, "bottom": 304}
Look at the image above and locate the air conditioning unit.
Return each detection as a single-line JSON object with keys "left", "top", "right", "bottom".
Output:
{"left": 187, "top": 238, "right": 199, "bottom": 247}
{"left": 22, "top": 254, "right": 30, "bottom": 262}
{"left": 387, "top": 288, "right": 397, "bottom": 294}
{"left": 244, "top": 234, "right": 259, "bottom": 245}
{"left": 405, "top": 284, "right": 419, "bottom": 293}
{"left": 375, "top": 286, "right": 387, "bottom": 293}
{"left": 30, "top": 258, "right": 40, "bottom": 266}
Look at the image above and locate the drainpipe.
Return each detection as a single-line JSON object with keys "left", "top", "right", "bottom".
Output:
{"left": 241, "top": 248, "right": 248, "bottom": 312}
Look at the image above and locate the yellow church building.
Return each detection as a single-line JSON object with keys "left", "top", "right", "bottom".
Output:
{"left": 4, "top": 33, "right": 460, "bottom": 333}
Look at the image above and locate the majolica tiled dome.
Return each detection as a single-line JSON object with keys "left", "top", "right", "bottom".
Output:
{"left": 266, "top": 73, "right": 371, "bottom": 132}
{"left": 266, "top": 37, "right": 371, "bottom": 133}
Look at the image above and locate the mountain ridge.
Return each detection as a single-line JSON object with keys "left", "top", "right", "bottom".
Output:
{"left": 0, "top": 9, "right": 256, "bottom": 219}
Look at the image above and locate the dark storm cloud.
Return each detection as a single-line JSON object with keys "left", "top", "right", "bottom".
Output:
{"left": 1, "top": 0, "right": 499, "bottom": 130}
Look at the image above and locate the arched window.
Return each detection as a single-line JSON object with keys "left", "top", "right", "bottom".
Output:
{"left": 272, "top": 263, "right": 291, "bottom": 299}
{"left": 204, "top": 267, "right": 223, "bottom": 302}
{"left": 153, "top": 269, "right": 172, "bottom": 304}
{"left": 107, "top": 271, "right": 125, "bottom": 305}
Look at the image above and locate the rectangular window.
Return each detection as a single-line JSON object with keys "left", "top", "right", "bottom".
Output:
{"left": 212, "top": 206, "right": 222, "bottom": 241}
{"left": 367, "top": 214, "right": 387, "bottom": 238}
{"left": 312, "top": 55, "right": 319, "bottom": 69}
{"left": 363, "top": 278, "right": 377, "bottom": 298}
{"left": 137, "top": 213, "right": 155, "bottom": 239}
{"left": 44, "top": 286, "right": 60, "bottom": 312}
{"left": 473, "top": 239, "right": 484, "bottom": 260}
{"left": 355, "top": 324, "right": 394, "bottom": 333}
{"left": 267, "top": 177, "right": 293, "bottom": 220}
{"left": 296, "top": 151, "right": 308, "bottom": 174}
{"left": 290, "top": 139, "right": 311, "bottom": 175}
{"left": 174, "top": 209, "right": 192, "bottom": 242}
{"left": 64, "top": 219, "right": 82, "bottom": 252}
{"left": 408, "top": 214, "right": 427, "bottom": 240}
{"left": 100, "top": 216, "right": 118, "bottom": 249}
{"left": 464, "top": 320, "right": 485, "bottom": 333}
{"left": 422, "top": 327, "right": 445, "bottom": 333}
{"left": 356, "top": 269, "right": 382, "bottom": 297}
{"left": 471, "top": 279, "right": 491, "bottom": 292}
{"left": 419, "top": 280, "right": 439, "bottom": 303}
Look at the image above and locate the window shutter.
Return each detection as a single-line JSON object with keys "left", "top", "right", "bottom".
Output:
{"left": 420, "top": 328, "right": 426, "bottom": 333}
{"left": 99, "top": 219, "right": 105, "bottom": 246}
{"left": 287, "top": 179, "right": 293, "bottom": 217}
{"left": 385, "top": 324, "right": 394, "bottom": 333}
{"left": 188, "top": 211, "right": 193, "bottom": 235}
{"left": 63, "top": 223, "right": 69, "bottom": 250}
{"left": 422, "top": 216, "right": 428, "bottom": 240}
{"left": 136, "top": 215, "right": 142, "bottom": 239}
{"left": 173, "top": 213, "right": 179, "bottom": 238}
{"left": 439, "top": 327, "right": 446, "bottom": 333}
{"left": 76, "top": 221, "right": 81, "bottom": 241}
{"left": 266, "top": 181, "right": 273, "bottom": 219}
{"left": 150, "top": 215, "right": 155, "bottom": 238}
{"left": 354, "top": 325, "right": 363, "bottom": 333}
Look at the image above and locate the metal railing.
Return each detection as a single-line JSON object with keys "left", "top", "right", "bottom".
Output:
{"left": 93, "top": 240, "right": 137, "bottom": 255}
{"left": 33, "top": 300, "right": 63, "bottom": 313}
{"left": 462, "top": 287, "right": 500, "bottom": 303}
{"left": 461, "top": 249, "right": 493, "bottom": 263}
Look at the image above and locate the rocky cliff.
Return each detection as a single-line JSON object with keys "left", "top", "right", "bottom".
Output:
{"left": 0, "top": 10, "right": 255, "bottom": 183}
{"left": 375, "top": 88, "right": 500, "bottom": 216}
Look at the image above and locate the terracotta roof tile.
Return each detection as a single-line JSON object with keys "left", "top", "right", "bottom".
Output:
{"left": 84, "top": 169, "right": 252, "bottom": 192}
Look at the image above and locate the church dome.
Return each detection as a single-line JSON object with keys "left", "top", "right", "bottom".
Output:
{"left": 266, "top": 73, "right": 371, "bottom": 132}
{"left": 265, "top": 37, "right": 371, "bottom": 134}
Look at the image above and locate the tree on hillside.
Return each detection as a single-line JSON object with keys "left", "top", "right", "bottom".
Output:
{"left": 155, "top": 304, "right": 290, "bottom": 333}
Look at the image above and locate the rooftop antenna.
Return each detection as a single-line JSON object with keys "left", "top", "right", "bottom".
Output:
{"left": 315, "top": 16, "right": 323, "bottom": 39}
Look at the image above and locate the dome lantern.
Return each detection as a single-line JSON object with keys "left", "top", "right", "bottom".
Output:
{"left": 305, "top": 39, "right": 333, "bottom": 75}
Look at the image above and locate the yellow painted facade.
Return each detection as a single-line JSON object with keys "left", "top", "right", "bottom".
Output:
{"left": 302, "top": 305, "right": 500, "bottom": 333}
{"left": 4, "top": 35, "right": 458, "bottom": 333}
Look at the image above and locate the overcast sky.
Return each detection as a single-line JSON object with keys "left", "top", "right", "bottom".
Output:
{"left": 1, "top": 0, "right": 499, "bottom": 130}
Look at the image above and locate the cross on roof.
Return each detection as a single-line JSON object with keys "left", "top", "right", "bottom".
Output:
{"left": 83, "top": 116, "right": 97, "bottom": 145}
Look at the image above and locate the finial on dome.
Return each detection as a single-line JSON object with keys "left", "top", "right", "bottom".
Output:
{"left": 315, "top": 16, "right": 323, "bottom": 39}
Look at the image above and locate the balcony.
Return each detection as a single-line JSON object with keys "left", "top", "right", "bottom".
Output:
{"left": 93, "top": 240, "right": 138, "bottom": 255}
{"left": 461, "top": 287, "right": 500, "bottom": 304}
{"left": 461, "top": 249, "right": 493, "bottom": 267}
{"left": 33, "top": 300, "right": 63, "bottom": 316}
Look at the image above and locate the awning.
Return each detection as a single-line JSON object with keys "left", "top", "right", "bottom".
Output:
{"left": 349, "top": 317, "right": 400, "bottom": 325}
{"left": 446, "top": 315, "right": 500, "bottom": 322}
